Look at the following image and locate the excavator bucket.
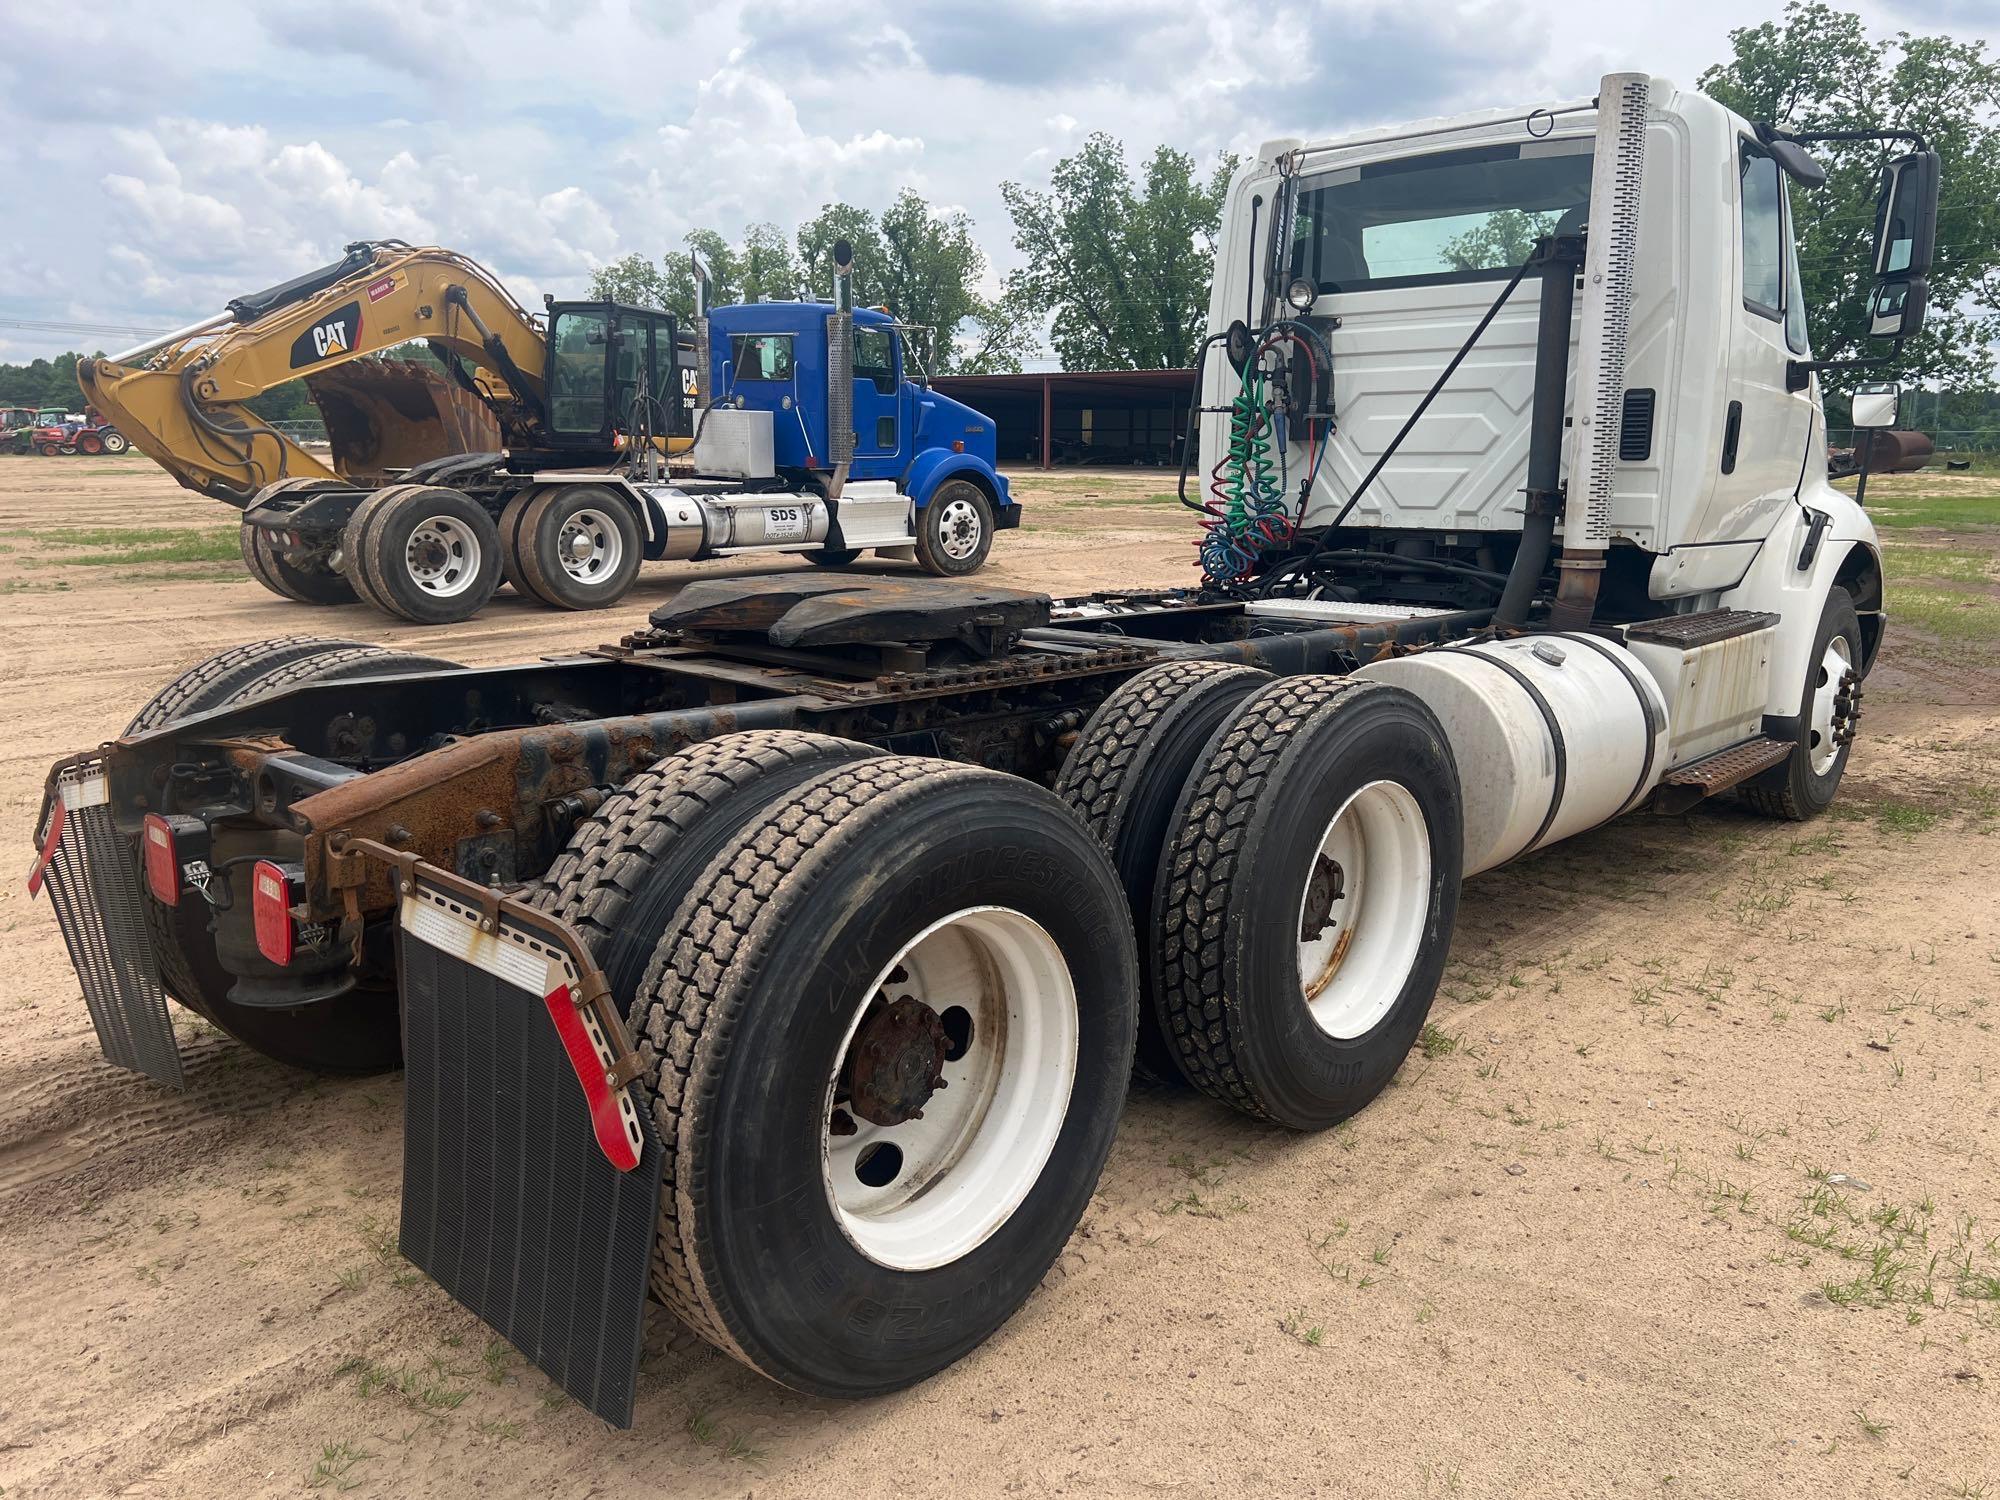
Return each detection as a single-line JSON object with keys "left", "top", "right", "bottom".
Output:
{"left": 306, "top": 359, "right": 501, "bottom": 482}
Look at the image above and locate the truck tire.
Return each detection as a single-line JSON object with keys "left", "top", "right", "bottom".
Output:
{"left": 1054, "top": 659, "right": 1272, "bottom": 1082}
{"left": 497, "top": 487, "right": 535, "bottom": 598}
{"left": 634, "top": 757, "right": 1137, "bottom": 1396}
{"left": 914, "top": 480, "right": 994, "bottom": 576}
{"left": 347, "top": 484, "right": 502, "bottom": 624}
{"left": 804, "top": 548, "right": 861, "bottom": 567}
{"left": 124, "top": 637, "right": 463, "bottom": 1073}
{"left": 511, "top": 484, "right": 643, "bottom": 610}
{"left": 1740, "top": 588, "right": 1863, "bottom": 820}
{"left": 1153, "top": 676, "right": 1462, "bottom": 1131}
{"left": 100, "top": 429, "right": 130, "bottom": 455}
{"left": 241, "top": 522, "right": 358, "bottom": 606}
{"left": 535, "top": 730, "right": 883, "bottom": 1011}
{"left": 125, "top": 634, "right": 372, "bottom": 734}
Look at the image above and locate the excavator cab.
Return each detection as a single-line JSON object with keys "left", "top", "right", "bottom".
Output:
{"left": 541, "top": 302, "right": 691, "bottom": 451}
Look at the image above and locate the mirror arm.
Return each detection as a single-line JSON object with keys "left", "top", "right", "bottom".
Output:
{"left": 1792, "top": 346, "right": 1896, "bottom": 390}
{"left": 1761, "top": 124, "right": 1930, "bottom": 153}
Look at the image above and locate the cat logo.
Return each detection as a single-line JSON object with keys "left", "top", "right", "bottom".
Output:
{"left": 287, "top": 300, "right": 364, "bottom": 369}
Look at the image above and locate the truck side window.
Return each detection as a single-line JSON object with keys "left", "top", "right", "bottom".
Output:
{"left": 1739, "top": 142, "right": 1784, "bottom": 320}
{"left": 854, "top": 327, "right": 897, "bottom": 395}
{"left": 729, "top": 335, "right": 794, "bottom": 381}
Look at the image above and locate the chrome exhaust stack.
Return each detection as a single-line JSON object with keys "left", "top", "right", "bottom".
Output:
{"left": 825, "top": 238, "right": 855, "bottom": 501}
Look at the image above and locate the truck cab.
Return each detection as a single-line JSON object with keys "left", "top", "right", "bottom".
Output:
{"left": 704, "top": 300, "right": 1019, "bottom": 532}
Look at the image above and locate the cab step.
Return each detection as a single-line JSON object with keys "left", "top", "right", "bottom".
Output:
{"left": 1651, "top": 735, "right": 1795, "bottom": 813}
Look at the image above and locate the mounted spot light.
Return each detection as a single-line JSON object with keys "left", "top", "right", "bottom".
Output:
{"left": 1285, "top": 276, "right": 1318, "bottom": 314}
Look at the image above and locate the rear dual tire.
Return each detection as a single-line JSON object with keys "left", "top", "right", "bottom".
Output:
{"left": 124, "top": 636, "right": 464, "bottom": 1073}
{"left": 240, "top": 521, "right": 358, "bottom": 606}
{"left": 539, "top": 737, "right": 1137, "bottom": 1397}
{"left": 500, "top": 484, "right": 642, "bottom": 611}
{"left": 343, "top": 484, "right": 503, "bottom": 624}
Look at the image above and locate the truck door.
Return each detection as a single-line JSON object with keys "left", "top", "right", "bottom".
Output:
{"left": 1705, "top": 138, "right": 1817, "bottom": 542}
{"left": 851, "top": 324, "right": 903, "bottom": 462}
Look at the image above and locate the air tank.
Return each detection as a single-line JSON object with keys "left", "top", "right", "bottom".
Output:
{"left": 1356, "top": 633, "right": 1670, "bottom": 875}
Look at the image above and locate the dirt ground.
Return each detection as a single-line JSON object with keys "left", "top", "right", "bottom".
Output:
{"left": 1, "top": 455, "right": 1995, "bottom": 1500}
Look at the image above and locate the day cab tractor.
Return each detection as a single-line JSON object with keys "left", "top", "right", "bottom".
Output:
{"left": 75, "top": 240, "right": 1012, "bottom": 624}
{"left": 29, "top": 75, "right": 1934, "bottom": 1427}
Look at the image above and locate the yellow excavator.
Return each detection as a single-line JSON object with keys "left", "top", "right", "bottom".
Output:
{"left": 81, "top": 241, "right": 697, "bottom": 620}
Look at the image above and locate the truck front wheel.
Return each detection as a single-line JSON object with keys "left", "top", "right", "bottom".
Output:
{"left": 914, "top": 480, "right": 994, "bottom": 576}
{"left": 636, "top": 757, "right": 1137, "bottom": 1395}
{"left": 1740, "top": 588, "right": 1863, "bottom": 820}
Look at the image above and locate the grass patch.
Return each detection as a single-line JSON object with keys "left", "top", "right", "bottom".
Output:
{"left": 13, "top": 525, "right": 240, "bottom": 567}
{"left": 306, "top": 1440, "right": 375, "bottom": 1491}
{"left": 1880, "top": 542, "right": 1995, "bottom": 585}
{"left": 1890, "top": 586, "right": 2000, "bottom": 645}
{"left": 1876, "top": 802, "right": 1941, "bottom": 835}
{"left": 1865, "top": 492, "right": 2000, "bottom": 530}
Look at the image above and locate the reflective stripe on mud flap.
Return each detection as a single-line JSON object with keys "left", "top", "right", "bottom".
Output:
{"left": 395, "top": 879, "right": 662, "bottom": 1428}
{"left": 33, "top": 761, "right": 183, "bottom": 1087}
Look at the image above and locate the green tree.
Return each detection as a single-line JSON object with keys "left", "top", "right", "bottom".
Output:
{"left": 1441, "top": 209, "right": 1560, "bottom": 274}
{"left": 586, "top": 251, "right": 678, "bottom": 312}
{"left": 1699, "top": 1, "right": 2000, "bottom": 391}
{"left": 1001, "top": 135, "right": 1236, "bottom": 370}
{"left": 797, "top": 193, "right": 1031, "bottom": 373}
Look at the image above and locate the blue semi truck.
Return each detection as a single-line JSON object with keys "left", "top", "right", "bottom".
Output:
{"left": 521, "top": 240, "right": 1019, "bottom": 590}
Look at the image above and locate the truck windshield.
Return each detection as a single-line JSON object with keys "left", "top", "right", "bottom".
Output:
{"left": 1290, "top": 141, "right": 1593, "bottom": 294}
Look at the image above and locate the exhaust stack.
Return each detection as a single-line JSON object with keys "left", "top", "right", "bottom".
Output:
{"left": 1552, "top": 71, "right": 1649, "bottom": 629}
{"left": 825, "top": 238, "right": 856, "bottom": 500}
{"left": 690, "top": 252, "right": 712, "bottom": 414}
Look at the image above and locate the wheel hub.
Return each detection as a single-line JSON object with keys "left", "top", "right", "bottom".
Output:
{"left": 842, "top": 994, "right": 950, "bottom": 1126}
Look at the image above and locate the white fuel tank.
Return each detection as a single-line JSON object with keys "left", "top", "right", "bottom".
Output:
{"left": 1357, "top": 633, "right": 1670, "bottom": 875}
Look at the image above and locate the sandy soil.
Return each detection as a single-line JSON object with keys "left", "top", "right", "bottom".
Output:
{"left": 0, "top": 455, "right": 1995, "bottom": 1500}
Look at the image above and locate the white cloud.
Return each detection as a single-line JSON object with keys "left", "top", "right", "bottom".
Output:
{"left": 0, "top": 0, "right": 1948, "bottom": 360}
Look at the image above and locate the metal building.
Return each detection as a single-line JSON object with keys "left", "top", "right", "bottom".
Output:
{"left": 931, "top": 369, "right": 1194, "bottom": 469}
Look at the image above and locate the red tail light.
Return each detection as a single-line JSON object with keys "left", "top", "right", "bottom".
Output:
{"left": 142, "top": 815, "right": 179, "bottom": 906}
{"left": 251, "top": 860, "right": 294, "bottom": 966}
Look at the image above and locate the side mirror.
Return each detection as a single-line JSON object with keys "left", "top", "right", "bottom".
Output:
{"left": 1868, "top": 276, "right": 1928, "bottom": 339}
{"left": 1850, "top": 381, "right": 1901, "bottom": 430}
{"left": 1768, "top": 138, "right": 1826, "bottom": 190}
{"left": 1871, "top": 150, "right": 1940, "bottom": 279}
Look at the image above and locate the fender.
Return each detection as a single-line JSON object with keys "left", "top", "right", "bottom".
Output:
{"left": 1718, "top": 480, "right": 1881, "bottom": 722}
{"left": 901, "top": 450, "right": 1012, "bottom": 511}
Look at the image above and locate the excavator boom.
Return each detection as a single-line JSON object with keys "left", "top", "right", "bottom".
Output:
{"left": 78, "top": 242, "right": 554, "bottom": 503}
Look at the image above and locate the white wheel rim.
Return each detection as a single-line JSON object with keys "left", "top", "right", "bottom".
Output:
{"left": 937, "top": 497, "right": 983, "bottom": 561}
{"left": 404, "top": 515, "right": 482, "bottom": 598}
{"left": 822, "top": 906, "right": 1077, "bottom": 1271}
{"left": 557, "top": 506, "right": 622, "bottom": 584}
{"left": 1809, "top": 635, "right": 1854, "bottom": 776}
{"left": 1295, "top": 780, "right": 1431, "bottom": 1039}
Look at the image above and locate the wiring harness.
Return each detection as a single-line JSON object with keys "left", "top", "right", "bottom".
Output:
{"left": 1187, "top": 323, "right": 1331, "bottom": 588}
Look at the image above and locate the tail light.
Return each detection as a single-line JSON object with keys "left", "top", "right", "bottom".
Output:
{"left": 251, "top": 860, "right": 295, "bottom": 966}
{"left": 142, "top": 815, "right": 180, "bottom": 906}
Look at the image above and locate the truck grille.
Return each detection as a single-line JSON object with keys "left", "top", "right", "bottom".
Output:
{"left": 36, "top": 761, "right": 183, "bottom": 1087}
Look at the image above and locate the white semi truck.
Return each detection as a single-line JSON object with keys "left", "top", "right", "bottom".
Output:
{"left": 30, "top": 74, "right": 1937, "bottom": 1424}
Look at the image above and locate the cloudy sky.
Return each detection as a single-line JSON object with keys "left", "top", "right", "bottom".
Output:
{"left": 0, "top": 0, "right": 1955, "bottom": 364}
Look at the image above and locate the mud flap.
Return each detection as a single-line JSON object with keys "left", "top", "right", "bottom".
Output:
{"left": 30, "top": 762, "right": 183, "bottom": 1088}
{"left": 394, "top": 875, "right": 661, "bottom": 1428}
